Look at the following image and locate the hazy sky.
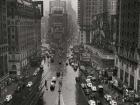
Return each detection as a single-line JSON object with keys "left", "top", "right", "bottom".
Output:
{"left": 43, "top": 0, "right": 77, "bottom": 15}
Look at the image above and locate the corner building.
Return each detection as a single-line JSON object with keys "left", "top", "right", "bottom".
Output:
{"left": 7, "top": 0, "right": 43, "bottom": 77}
{"left": 115, "top": 0, "right": 140, "bottom": 93}
{"left": 0, "top": 0, "right": 9, "bottom": 89}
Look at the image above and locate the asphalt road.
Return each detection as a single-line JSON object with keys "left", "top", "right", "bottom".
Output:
{"left": 39, "top": 51, "right": 88, "bottom": 105}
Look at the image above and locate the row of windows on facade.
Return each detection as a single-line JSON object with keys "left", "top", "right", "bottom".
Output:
{"left": 0, "top": 46, "right": 8, "bottom": 54}
{"left": 0, "top": 0, "right": 6, "bottom": 5}
{"left": 7, "top": 21, "right": 34, "bottom": 26}
{"left": 0, "top": 39, "right": 7, "bottom": 45}
{"left": 116, "top": 58, "right": 136, "bottom": 74}
{"left": 10, "top": 39, "right": 36, "bottom": 48}
{"left": 10, "top": 51, "right": 32, "bottom": 61}
{"left": 0, "top": 66, "right": 8, "bottom": 78}
{"left": 17, "top": 2, "right": 34, "bottom": 9}
{"left": 119, "top": 49, "right": 136, "bottom": 62}
{"left": 0, "top": 15, "right": 6, "bottom": 22}
{"left": 84, "top": 10, "right": 104, "bottom": 16}
{"left": 8, "top": 27, "right": 35, "bottom": 35}
{"left": 121, "top": 13, "right": 137, "bottom": 19}
{"left": 86, "top": 7, "right": 102, "bottom": 11}
{"left": 0, "top": 7, "right": 6, "bottom": 14}
{"left": 122, "top": 1, "right": 138, "bottom": 10}
{"left": 10, "top": 44, "right": 35, "bottom": 53}
{"left": 121, "top": 32, "right": 137, "bottom": 40}
{"left": 121, "top": 20, "right": 138, "bottom": 28}
{"left": 0, "top": 23, "right": 7, "bottom": 29}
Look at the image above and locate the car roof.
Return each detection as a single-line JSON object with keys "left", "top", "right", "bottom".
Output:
{"left": 28, "top": 81, "right": 32, "bottom": 83}
{"left": 6, "top": 95, "right": 12, "bottom": 97}
{"left": 90, "top": 100, "right": 96, "bottom": 103}
{"left": 98, "top": 85, "right": 103, "bottom": 88}
{"left": 51, "top": 82, "right": 55, "bottom": 85}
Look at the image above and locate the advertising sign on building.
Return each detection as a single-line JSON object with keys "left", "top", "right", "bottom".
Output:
{"left": 80, "top": 52, "right": 91, "bottom": 62}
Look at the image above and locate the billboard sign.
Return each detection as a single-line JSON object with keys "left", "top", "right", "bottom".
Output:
{"left": 80, "top": 52, "right": 91, "bottom": 62}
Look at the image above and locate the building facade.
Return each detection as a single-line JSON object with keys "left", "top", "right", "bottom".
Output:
{"left": 78, "top": 0, "right": 116, "bottom": 53}
{"left": 115, "top": 0, "right": 140, "bottom": 93}
{"left": 0, "top": 0, "right": 9, "bottom": 90}
{"left": 78, "top": 0, "right": 96, "bottom": 44}
{"left": 7, "top": 0, "right": 43, "bottom": 77}
{"left": 48, "top": 0, "right": 67, "bottom": 48}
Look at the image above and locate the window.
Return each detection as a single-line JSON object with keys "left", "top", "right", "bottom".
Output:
{"left": 12, "top": 27, "right": 14, "bottom": 32}
{"left": 12, "top": 35, "right": 14, "bottom": 39}
{"left": 139, "top": 69, "right": 140, "bottom": 78}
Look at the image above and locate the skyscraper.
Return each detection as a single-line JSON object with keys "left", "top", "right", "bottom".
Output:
{"left": 0, "top": 0, "right": 9, "bottom": 89}
{"left": 115, "top": 0, "right": 140, "bottom": 93}
{"left": 7, "top": 0, "right": 43, "bottom": 77}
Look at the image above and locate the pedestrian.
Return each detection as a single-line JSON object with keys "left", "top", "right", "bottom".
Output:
{"left": 48, "top": 60, "right": 50, "bottom": 67}
{"left": 45, "top": 80, "right": 48, "bottom": 90}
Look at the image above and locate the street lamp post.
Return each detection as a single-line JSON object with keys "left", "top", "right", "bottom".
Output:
{"left": 58, "top": 73, "right": 63, "bottom": 105}
{"left": 58, "top": 88, "right": 61, "bottom": 105}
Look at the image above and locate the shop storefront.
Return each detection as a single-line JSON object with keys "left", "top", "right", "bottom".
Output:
{"left": 130, "top": 75, "right": 134, "bottom": 89}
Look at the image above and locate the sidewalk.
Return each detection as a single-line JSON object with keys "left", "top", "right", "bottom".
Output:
{"left": 84, "top": 44, "right": 114, "bottom": 60}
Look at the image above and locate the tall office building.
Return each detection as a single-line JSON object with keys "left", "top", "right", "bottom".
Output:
{"left": 0, "top": 0, "right": 9, "bottom": 89}
{"left": 78, "top": 0, "right": 116, "bottom": 53}
{"left": 115, "top": 0, "right": 140, "bottom": 93}
{"left": 78, "top": 0, "right": 98, "bottom": 44}
{"left": 7, "top": 0, "right": 43, "bottom": 77}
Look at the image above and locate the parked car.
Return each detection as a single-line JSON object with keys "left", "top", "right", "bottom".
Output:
{"left": 75, "top": 77, "right": 80, "bottom": 82}
{"left": 73, "top": 66, "right": 78, "bottom": 71}
{"left": 5, "top": 94, "right": 12, "bottom": 102}
{"left": 51, "top": 77, "right": 56, "bottom": 83}
{"left": 15, "top": 84, "right": 23, "bottom": 92}
{"left": 86, "top": 79, "right": 91, "bottom": 83}
{"left": 66, "top": 62, "right": 68, "bottom": 66}
{"left": 104, "top": 94, "right": 112, "bottom": 102}
{"left": 89, "top": 93, "right": 96, "bottom": 99}
{"left": 59, "top": 62, "right": 62, "bottom": 65}
{"left": 56, "top": 72, "right": 60, "bottom": 77}
{"left": 98, "top": 85, "right": 104, "bottom": 93}
{"left": 81, "top": 83, "right": 88, "bottom": 89}
{"left": 73, "top": 63, "right": 78, "bottom": 70}
{"left": 87, "top": 75, "right": 92, "bottom": 79}
{"left": 96, "top": 99, "right": 102, "bottom": 105}
{"left": 91, "top": 86, "right": 97, "bottom": 92}
{"left": 88, "top": 100, "right": 96, "bottom": 105}
{"left": 84, "top": 88, "right": 90, "bottom": 95}
{"left": 33, "top": 72, "right": 37, "bottom": 76}
{"left": 40, "top": 65, "right": 43, "bottom": 70}
{"left": 109, "top": 100, "right": 117, "bottom": 105}
{"left": 50, "top": 82, "right": 55, "bottom": 91}
{"left": 26, "top": 81, "right": 33, "bottom": 87}
{"left": 87, "top": 83, "right": 92, "bottom": 88}
{"left": 50, "top": 58, "right": 54, "bottom": 63}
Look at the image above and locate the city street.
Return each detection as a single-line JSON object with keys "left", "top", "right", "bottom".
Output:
{"left": 39, "top": 51, "right": 89, "bottom": 105}
{"left": 1, "top": 0, "right": 140, "bottom": 105}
